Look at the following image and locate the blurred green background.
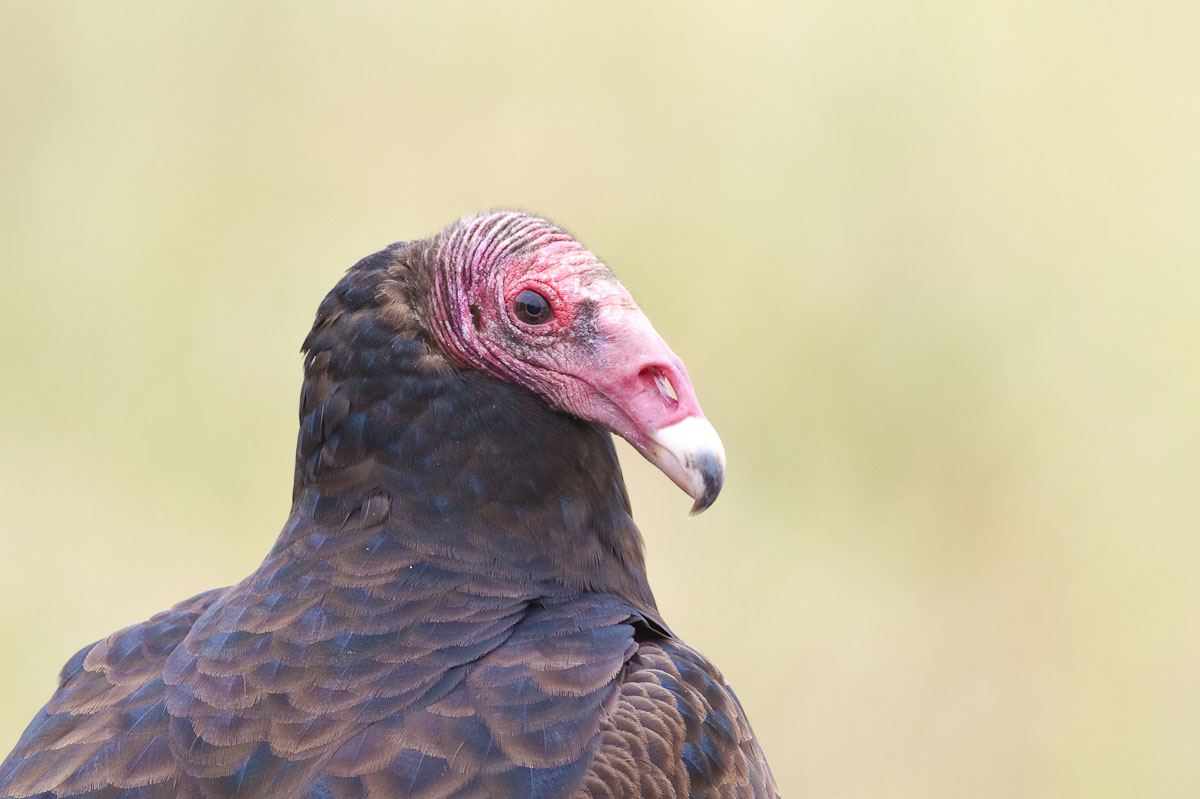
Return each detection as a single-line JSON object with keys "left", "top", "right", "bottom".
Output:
{"left": 2, "top": 2, "right": 1198, "bottom": 796}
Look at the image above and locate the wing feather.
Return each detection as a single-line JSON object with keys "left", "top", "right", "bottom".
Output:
{"left": 580, "top": 638, "right": 779, "bottom": 799}
{"left": 0, "top": 591, "right": 223, "bottom": 798}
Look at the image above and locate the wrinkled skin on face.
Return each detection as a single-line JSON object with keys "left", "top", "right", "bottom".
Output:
{"left": 427, "top": 212, "right": 725, "bottom": 513}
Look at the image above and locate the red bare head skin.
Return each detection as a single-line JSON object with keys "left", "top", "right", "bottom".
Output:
{"left": 426, "top": 211, "right": 725, "bottom": 513}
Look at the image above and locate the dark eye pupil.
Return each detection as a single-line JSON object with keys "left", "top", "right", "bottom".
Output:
{"left": 513, "top": 289, "right": 553, "bottom": 325}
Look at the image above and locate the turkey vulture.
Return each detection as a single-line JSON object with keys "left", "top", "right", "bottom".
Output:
{"left": 0, "top": 211, "right": 778, "bottom": 799}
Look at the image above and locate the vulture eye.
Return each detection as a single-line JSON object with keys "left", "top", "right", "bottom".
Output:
{"left": 512, "top": 289, "right": 554, "bottom": 325}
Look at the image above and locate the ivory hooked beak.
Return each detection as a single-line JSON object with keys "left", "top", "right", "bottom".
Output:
{"left": 647, "top": 416, "right": 726, "bottom": 515}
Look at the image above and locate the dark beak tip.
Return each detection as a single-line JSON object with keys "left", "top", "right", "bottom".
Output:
{"left": 687, "top": 452, "right": 725, "bottom": 517}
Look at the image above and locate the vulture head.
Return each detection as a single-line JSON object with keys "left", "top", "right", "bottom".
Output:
{"left": 415, "top": 211, "right": 725, "bottom": 514}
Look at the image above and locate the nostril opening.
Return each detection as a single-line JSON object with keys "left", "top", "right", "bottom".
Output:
{"left": 639, "top": 366, "right": 678, "bottom": 407}
{"left": 661, "top": 374, "right": 678, "bottom": 403}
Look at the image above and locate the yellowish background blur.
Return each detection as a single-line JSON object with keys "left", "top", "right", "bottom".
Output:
{"left": 2, "top": 3, "right": 1198, "bottom": 796}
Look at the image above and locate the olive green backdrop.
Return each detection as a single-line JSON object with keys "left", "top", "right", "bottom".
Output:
{"left": 2, "top": 3, "right": 1198, "bottom": 796}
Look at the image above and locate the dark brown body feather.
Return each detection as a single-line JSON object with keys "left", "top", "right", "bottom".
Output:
{"left": 1, "top": 241, "right": 777, "bottom": 798}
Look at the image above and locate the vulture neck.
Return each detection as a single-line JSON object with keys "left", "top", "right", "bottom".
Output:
{"left": 274, "top": 246, "right": 659, "bottom": 616}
